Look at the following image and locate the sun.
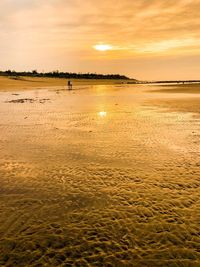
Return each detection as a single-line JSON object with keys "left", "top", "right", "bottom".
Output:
{"left": 93, "top": 44, "right": 113, "bottom": 51}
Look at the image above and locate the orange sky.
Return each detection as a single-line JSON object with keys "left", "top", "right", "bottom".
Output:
{"left": 1, "top": 0, "right": 200, "bottom": 80}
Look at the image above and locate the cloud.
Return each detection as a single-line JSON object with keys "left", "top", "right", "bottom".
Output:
{"left": 0, "top": 0, "right": 200, "bottom": 78}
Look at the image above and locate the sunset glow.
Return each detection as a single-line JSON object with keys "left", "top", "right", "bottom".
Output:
{"left": 1, "top": 1, "right": 200, "bottom": 266}
{"left": 93, "top": 44, "right": 113, "bottom": 51}
{"left": 1, "top": 0, "right": 200, "bottom": 79}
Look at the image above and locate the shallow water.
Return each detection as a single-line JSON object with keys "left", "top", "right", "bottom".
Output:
{"left": 0, "top": 84, "right": 200, "bottom": 266}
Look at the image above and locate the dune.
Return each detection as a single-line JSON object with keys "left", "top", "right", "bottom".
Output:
{"left": 0, "top": 81, "right": 199, "bottom": 266}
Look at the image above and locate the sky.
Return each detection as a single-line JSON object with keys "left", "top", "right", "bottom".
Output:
{"left": 0, "top": 0, "right": 200, "bottom": 80}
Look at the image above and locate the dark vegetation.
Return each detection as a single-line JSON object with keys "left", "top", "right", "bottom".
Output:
{"left": 0, "top": 70, "right": 129, "bottom": 80}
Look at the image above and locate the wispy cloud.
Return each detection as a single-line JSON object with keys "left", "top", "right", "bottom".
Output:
{"left": 134, "top": 38, "right": 200, "bottom": 54}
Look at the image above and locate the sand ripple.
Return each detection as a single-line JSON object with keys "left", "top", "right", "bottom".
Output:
{"left": 0, "top": 85, "right": 200, "bottom": 266}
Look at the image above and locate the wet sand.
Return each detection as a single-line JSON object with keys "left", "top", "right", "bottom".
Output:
{"left": 148, "top": 84, "right": 200, "bottom": 116}
{"left": 0, "top": 76, "right": 126, "bottom": 91}
{"left": 0, "top": 80, "right": 200, "bottom": 266}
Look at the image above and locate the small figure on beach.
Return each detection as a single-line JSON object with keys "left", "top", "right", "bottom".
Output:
{"left": 67, "top": 80, "right": 72, "bottom": 90}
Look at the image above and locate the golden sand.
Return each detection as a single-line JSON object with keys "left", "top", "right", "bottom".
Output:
{"left": 0, "top": 76, "right": 126, "bottom": 91}
{"left": 0, "top": 79, "right": 200, "bottom": 266}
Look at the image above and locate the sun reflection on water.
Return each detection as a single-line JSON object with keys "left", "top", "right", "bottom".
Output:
{"left": 98, "top": 111, "right": 107, "bottom": 117}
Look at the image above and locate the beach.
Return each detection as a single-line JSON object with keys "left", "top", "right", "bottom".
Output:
{"left": 0, "top": 77, "right": 200, "bottom": 266}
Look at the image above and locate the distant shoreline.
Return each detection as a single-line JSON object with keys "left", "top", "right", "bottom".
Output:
{"left": 1, "top": 73, "right": 200, "bottom": 87}
{"left": 129, "top": 80, "right": 200, "bottom": 85}
{"left": 0, "top": 76, "right": 131, "bottom": 92}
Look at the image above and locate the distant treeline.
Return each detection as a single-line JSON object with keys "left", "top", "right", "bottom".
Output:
{"left": 0, "top": 70, "right": 129, "bottom": 80}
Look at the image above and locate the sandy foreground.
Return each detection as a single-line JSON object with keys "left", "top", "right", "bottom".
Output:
{"left": 0, "top": 77, "right": 200, "bottom": 266}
